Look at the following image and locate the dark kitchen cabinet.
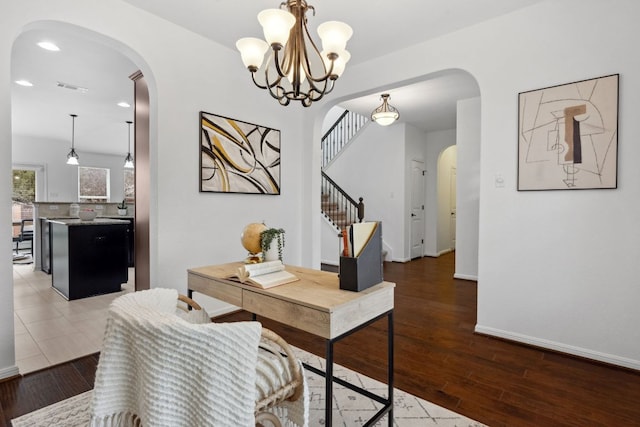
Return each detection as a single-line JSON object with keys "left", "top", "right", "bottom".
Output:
{"left": 40, "top": 218, "right": 51, "bottom": 274}
{"left": 50, "top": 220, "right": 128, "bottom": 300}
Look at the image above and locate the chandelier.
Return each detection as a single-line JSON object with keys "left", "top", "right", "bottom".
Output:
{"left": 66, "top": 114, "right": 79, "bottom": 165}
{"left": 371, "top": 94, "right": 400, "bottom": 126}
{"left": 236, "top": 0, "right": 353, "bottom": 107}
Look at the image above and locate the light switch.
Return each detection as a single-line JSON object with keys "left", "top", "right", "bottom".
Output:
{"left": 495, "top": 174, "right": 505, "bottom": 188}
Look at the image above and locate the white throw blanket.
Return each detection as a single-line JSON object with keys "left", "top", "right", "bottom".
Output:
{"left": 90, "top": 289, "right": 261, "bottom": 426}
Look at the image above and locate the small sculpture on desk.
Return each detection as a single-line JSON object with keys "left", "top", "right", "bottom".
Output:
{"left": 240, "top": 222, "right": 267, "bottom": 263}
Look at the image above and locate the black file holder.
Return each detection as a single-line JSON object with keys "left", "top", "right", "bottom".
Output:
{"left": 339, "top": 222, "right": 383, "bottom": 292}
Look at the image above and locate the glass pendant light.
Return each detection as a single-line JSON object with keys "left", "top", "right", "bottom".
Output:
{"left": 123, "top": 121, "right": 134, "bottom": 169}
{"left": 66, "top": 114, "right": 79, "bottom": 165}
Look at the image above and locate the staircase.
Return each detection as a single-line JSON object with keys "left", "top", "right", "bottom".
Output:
{"left": 321, "top": 110, "right": 368, "bottom": 230}
{"left": 321, "top": 172, "right": 364, "bottom": 229}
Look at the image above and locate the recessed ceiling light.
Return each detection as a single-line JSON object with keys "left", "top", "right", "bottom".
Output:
{"left": 15, "top": 80, "right": 33, "bottom": 87}
{"left": 117, "top": 102, "right": 131, "bottom": 108}
{"left": 37, "top": 41, "right": 60, "bottom": 51}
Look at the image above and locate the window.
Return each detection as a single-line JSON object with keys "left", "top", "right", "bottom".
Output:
{"left": 12, "top": 169, "right": 35, "bottom": 228}
{"left": 124, "top": 169, "right": 135, "bottom": 202}
{"left": 79, "top": 167, "right": 110, "bottom": 202}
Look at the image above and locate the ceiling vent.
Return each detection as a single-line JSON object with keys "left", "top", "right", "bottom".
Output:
{"left": 56, "top": 81, "right": 89, "bottom": 93}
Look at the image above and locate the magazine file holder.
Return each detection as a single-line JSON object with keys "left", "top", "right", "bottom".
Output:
{"left": 339, "top": 223, "right": 383, "bottom": 292}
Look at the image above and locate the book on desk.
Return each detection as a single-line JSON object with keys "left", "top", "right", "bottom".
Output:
{"left": 339, "top": 221, "right": 383, "bottom": 292}
{"left": 228, "top": 260, "right": 299, "bottom": 289}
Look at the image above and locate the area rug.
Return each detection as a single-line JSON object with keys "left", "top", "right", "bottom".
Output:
{"left": 12, "top": 347, "right": 485, "bottom": 426}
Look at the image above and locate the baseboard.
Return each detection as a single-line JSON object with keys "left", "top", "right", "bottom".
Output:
{"left": 475, "top": 325, "right": 640, "bottom": 371}
{"left": 321, "top": 259, "right": 338, "bottom": 267}
{"left": 0, "top": 365, "right": 20, "bottom": 381}
{"left": 392, "top": 256, "right": 411, "bottom": 263}
{"left": 423, "top": 249, "right": 453, "bottom": 258}
{"left": 454, "top": 273, "right": 478, "bottom": 281}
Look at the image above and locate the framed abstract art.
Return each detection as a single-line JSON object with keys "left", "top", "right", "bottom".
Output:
{"left": 200, "top": 111, "right": 281, "bottom": 194}
{"left": 517, "top": 74, "right": 619, "bottom": 191}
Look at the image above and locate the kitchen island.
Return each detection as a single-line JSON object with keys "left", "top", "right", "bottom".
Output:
{"left": 48, "top": 218, "right": 129, "bottom": 300}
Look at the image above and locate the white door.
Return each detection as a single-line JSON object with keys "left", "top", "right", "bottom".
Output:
{"left": 450, "top": 166, "right": 457, "bottom": 250}
{"left": 410, "top": 160, "right": 426, "bottom": 259}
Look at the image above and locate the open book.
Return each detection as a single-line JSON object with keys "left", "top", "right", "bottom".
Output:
{"left": 231, "top": 260, "right": 299, "bottom": 289}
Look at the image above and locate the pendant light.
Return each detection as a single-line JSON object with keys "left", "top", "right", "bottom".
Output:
{"left": 123, "top": 121, "right": 134, "bottom": 169}
{"left": 371, "top": 94, "right": 400, "bottom": 126}
{"left": 66, "top": 114, "right": 79, "bottom": 165}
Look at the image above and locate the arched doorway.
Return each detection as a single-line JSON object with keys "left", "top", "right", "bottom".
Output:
{"left": 8, "top": 20, "right": 154, "bottom": 373}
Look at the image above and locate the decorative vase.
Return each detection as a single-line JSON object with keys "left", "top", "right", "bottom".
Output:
{"left": 261, "top": 231, "right": 284, "bottom": 262}
{"left": 263, "top": 244, "right": 280, "bottom": 262}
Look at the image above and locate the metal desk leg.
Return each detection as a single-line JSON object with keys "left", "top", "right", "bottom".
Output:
{"left": 388, "top": 310, "right": 394, "bottom": 426}
{"left": 326, "top": 339, "right": 334, "bottom": 426}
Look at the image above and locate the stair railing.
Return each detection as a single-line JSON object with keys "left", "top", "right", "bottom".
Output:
{"left": 321, "top": 171, "right": 364, "bottom": 230}
{"left": 321, "top": 110, "right": 368, "bottom": 168}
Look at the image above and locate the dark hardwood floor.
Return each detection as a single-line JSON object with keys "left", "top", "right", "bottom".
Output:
{"left": 2, "top": 253, "right": 639, "bottom": 426}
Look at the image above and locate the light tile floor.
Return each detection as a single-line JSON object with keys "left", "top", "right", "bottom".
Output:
{"left": 12, "top": 262, "right": 133, "bottom": 374}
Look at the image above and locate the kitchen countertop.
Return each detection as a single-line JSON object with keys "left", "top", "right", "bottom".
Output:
{"left": 45, "top": 218, "right": 131, "bottom": 226}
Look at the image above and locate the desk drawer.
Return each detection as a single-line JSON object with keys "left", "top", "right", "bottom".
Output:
{"left": 243, "top": 290, "right": 331, "bottom": 339}
{"left": 188, "top": 273, "right": 242, "bottom": 307}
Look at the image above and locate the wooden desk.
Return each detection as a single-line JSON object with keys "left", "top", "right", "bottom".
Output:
{"left": 188, "top": 262, "right": 395, "bottom": 426}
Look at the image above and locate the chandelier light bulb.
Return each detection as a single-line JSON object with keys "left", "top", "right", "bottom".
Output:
{"left": 258, "top": 9, "right": 296, "bottom": 46}
{"left": 236, "top": 38, "right": 269, "bottom": 70}
{"left": 317, "top": 21, "right": 353, "bottom": 54}
{"left": 322, "top": 50, "right": 350, "bottom": 77}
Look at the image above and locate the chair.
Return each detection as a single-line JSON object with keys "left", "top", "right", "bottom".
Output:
{"left": 15, "top": 219, "right": 34, "bottom": 256}
{"left": 176, "top": 294, "right": 305, "bottom": 426}
{"left": 90, "top": 289, "right": 307, "bottom": 427}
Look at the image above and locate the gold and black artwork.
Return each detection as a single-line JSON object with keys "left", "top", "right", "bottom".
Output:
{"left": 200, "top": 111, "right": 281, "bottom": 194}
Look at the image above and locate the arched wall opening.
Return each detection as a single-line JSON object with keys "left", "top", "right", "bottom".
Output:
{"left": 5, "top": 19, "right": 157, "bottom": 374}
{"left": 315, "top": 69, "right": 480, "bottom": 282}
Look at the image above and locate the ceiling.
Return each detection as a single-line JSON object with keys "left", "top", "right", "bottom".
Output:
{"left": 11, "top": 0, "right": 544, "bottom": 155}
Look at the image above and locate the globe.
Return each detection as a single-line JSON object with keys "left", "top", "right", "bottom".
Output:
{"left": 241, "top": 222, "right": 267, "bottom": 255}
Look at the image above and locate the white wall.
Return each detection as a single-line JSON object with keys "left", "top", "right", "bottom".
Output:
{"left": 324, "top": 122, "right": 406, "bottom": 261}
{"left": 424, "top": 129, "right": 456, "bottom": 256}
{"left": 12, "top": 135, "right": 129, "bottom": 202}
{"left": 0, "top": 0, "right": 310, "bottom": 377}
{"left": 455, "top": 97, "right": 480, "bottom": 280}
{"left": 437, "top": 146, "right": 457, "bottom": 253}
{"left": 319, "top": 0, "right": 640, "bottom": 369}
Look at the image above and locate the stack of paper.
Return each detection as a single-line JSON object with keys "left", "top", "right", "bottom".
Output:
{"left": 342, "top": 221, "right": 379, "bottom": 257}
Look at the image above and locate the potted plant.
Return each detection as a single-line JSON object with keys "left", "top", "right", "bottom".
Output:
{"left": 117, "top": 199, "right": 127, "bottom": 216}
{"left": 260, "top": 227, "right": 285, "bottom": 262}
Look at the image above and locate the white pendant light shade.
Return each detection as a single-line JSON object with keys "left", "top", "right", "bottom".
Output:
{"left": 124, "top": 154, "right": 134, "bottom": 169}
{"left": 371, "top": 112, "right": 399, "bottom": 126}
{"left": 258, "top": 9, "right": 295, "bottom": 46}
{"left": 371, "top": 94, "right": 400, "bottom": 126}
{"left": 236, "top": 38, "right": 269, "bottom": 70}
{"left": 317, "top": 21, "right": 353, "bottom": 54}
{"left": 322, "top": 50, "right": 350, "bottom": 77}
{"left": 66, "top": 152, "right": 79, "bottom": 165}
